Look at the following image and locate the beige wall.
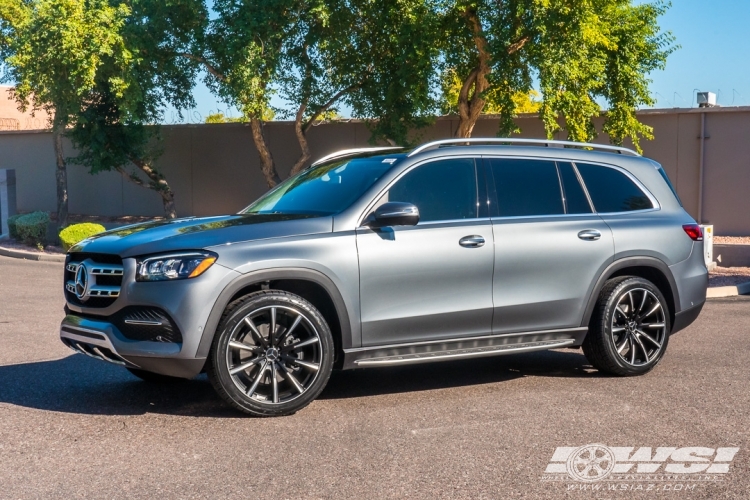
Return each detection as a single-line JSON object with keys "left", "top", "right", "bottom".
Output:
{"left": 0, "top": 86, "right": 51, "bottom": 131}
{"left": 1, "top": 107, "right": 749, "bottom": 235}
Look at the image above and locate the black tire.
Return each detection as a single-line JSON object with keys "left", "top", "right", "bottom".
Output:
{"left": 126, "top": 367, "right": 187, "bottom": 383}
{"left": 582, "top": 276, "right": 671, "bottom": 376}
{"left": 207, "top": 290, "right": 334, "bottom": 417}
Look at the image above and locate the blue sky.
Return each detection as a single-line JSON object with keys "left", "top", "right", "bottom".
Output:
{"left": 174, "top": 0, "right": 750, "bottom": 123}
{"left": 645, "top": 0, "right": 750, "bottom": 108}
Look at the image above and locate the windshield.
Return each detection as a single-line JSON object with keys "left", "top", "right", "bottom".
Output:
{"left": 242, "top": 156, "right": 398, "bottom": 216}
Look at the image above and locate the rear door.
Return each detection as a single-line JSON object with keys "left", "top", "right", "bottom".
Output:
{"left": 357, "top": 157, "right": 495, "bottom": 346}
{"left": 486, "top": 157, "right": 614, "bottom": 333}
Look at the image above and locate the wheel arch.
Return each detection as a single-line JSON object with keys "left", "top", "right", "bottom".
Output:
{"left": 197, "top": 268, "right": 353, "bottom": 366}
{"left": 580, "top": 257, "right": 679, "bottom": 332}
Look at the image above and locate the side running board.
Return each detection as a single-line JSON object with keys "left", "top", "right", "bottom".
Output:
{"left": 353, "top": 339, "right": 575, "bottom": 367}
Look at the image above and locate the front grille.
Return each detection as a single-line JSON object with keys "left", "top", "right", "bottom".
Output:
{"left": 64, "top": 253, "right": 124, "bottom": 308}
{"left": 111, "top": 307, "right": 183, "bottom": 343}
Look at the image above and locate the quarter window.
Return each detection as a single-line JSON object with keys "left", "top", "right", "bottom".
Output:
{"left": 576, "top": 163, "right": 653, "bottom": 213}
{"left": 387, "top": 158, "right": 479, "bottom": 222}
{"left": 488, "top": 158, "right": 564, "bottom": 217}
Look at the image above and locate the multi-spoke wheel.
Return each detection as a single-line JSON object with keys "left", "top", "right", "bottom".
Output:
{"left": 208, "top": 290, "right": 334, "bottom": 416}
{"left": 583, "top": 277, "right": 671, "bottom": 376}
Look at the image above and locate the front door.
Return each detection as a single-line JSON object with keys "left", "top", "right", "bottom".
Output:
{"left": 357, "top": 157, "right": 495, "bottom": 346}
{"left": 485, "top": 158, "right": 615, "bottom": 334}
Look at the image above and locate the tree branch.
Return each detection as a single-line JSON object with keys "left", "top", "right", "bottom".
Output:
{"left": 507, "top": 35, "right": 530, "bottom": 55}
{"left": 302, "top": 84, "right": 358, "bottom": 133}
{"left": 177, "top": 53, "right": 225, "bottom": 81}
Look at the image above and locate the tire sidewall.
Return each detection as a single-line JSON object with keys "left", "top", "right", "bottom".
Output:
{"left": 599, "top": 278, "right": 671, "bottom": 375}
{"left": 210, "top": 292, "right": 334, "bottom": 416}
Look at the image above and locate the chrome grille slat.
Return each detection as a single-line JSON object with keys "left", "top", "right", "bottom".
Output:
{"left": 89, "top": 264, "right": 124, "bottom": 276}
{"left": 64, "top": 255, "right": 123, "bottom": 307}
{"left": 87, "top": 285, "right": 120, "bottom": 297}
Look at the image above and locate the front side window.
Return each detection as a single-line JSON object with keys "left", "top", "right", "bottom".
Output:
{"left": 576, "top": 163, "right": 653, "bottom": 213}
{"left": 243, "top": 156, "right": 397, "bottom": 216}
{"left": 385, "top": 158, "right": 479, "bottom": 222}
{"left": 488, "top": 158, "right": 564, "bottom": 217}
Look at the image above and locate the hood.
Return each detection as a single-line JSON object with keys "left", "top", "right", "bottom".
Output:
{"left": 70, "top": 214, "right": 333, "bottom": 258}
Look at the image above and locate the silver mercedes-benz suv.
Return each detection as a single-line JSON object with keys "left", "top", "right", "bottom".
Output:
{"left": 60, "top": 138, "right": 708, "bottom": 416}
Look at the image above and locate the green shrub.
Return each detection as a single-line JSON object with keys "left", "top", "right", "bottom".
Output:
{"left": 14, "top": 211, "right": 50, "bottom": 247}
{"left": 7, "top": 214, "right": 22, "bottom": 239}
{"left": 59, "top": 222, "right": 106, "bottom": 251}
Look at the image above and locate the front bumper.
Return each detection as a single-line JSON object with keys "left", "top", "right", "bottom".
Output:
{"left": 61, "top": 259, "right": 240, "bottom": 378}
{"left": 60, "top": 314, "right": 207, "bottom": 378}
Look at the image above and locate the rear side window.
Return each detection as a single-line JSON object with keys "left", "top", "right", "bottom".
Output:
{"left": 657, "top": 166, "right": 683, "bottom": 206}
{"left": 488, "top": 158, "right": 564, "bottom": 217}
{"left": 575, "top": 163, "right": 653, "bottom": 213}
{"left": 557, "top": 162, "right": 592, "bottom": 214}
{"left": 388, "top": 158, "right": 478, "bottom": 222}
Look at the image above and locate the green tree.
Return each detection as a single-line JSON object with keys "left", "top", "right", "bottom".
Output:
{"left": 67, "top": 0, "right": 206, "bottom": 219}
{"left": 336, "top": 0, "right": 441, "bottom": 146}
{"left": 440, "top": 0, "right": 675, "bottom": 150}
{"left": 0, "top": 0, "right": 130, "bottom": 228}
{"left": 192, "top": 0, "right": 296, "bottom": 187}
{"left": 190, "top": 0, "right": 441, "bottom": 188}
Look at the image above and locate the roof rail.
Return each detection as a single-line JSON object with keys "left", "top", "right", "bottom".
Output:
{"left": 310, "top": 146, "right": 405, "bottom": 167}
{"left": 408, "top": 138, "right": 640, "bottom": 157}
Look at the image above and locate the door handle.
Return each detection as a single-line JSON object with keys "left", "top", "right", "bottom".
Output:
{"left": 459, "top": 235, "right": 485, "bottom": 248}
{"left": 578, "top": 229, "right": 602, "bottom": 241}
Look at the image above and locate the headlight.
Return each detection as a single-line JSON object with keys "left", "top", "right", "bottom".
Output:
{"left": 136, "top": 252, "right": 218, "bottom": 282}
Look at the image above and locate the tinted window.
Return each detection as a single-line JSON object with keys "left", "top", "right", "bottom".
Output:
{"left": 657, "top": 166, "right": 682, "bottom": 206}
{"left": 488, "top": 159, "right": 564, "bottom": 217}
{"left": 557, "top": 162, "right": 592, "bottom": 214}
{"left": 576, "top": 163, "right": 653, "bottom": 212}
{"left": 388, "top": 158, "right": 478, "bottom": 222}
{"left": 244, "top": 156, "right": 396, "bottom": 215}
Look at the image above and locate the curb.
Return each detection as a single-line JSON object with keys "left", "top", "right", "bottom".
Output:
{"left": 707, "top": 281, "right": 750, "bottom": 299}
{"left": 0, "top": 245, "right": 65, "bottom": 262}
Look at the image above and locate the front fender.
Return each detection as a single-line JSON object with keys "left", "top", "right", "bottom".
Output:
{"left": 196, "top": 267, "right": 355, "bottom": 358}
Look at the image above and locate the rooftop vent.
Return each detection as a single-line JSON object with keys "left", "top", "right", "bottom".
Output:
{"left": 697, "top": 92, "right": 717, "bottom": 108}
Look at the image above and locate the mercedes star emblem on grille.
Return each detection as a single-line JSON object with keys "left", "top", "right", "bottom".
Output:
{"left": 74, "top": 263, "right": 88, "bottom": 301}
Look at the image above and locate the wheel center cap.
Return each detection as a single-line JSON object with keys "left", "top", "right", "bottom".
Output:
{"left": 265, "top": 348, "right": 279, "bottom": 361}
{"left": 627, "top": 320, "right": 637, "bottom": 332}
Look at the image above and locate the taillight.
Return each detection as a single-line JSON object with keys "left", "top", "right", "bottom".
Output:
{"left": 682, "top": 224, "right": 703, "bottom": 241}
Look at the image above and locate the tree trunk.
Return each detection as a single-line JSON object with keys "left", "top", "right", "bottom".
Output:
{"left": 52, "top": 120, "right": 68, "bottom": 229}
{"left": 289, "top": 85, "right": 358, "bottom": 177}
{"left": 289, "top": 102, "right": 310, "bottom": 177}
{"left": 455, "top": 8, "right": 492, "bottom": 139}
{"left": 124, "top": 160, "right": 177, "bottom": 219}
{"left": 250, "top": 118, "right": 282, "bottom": 188}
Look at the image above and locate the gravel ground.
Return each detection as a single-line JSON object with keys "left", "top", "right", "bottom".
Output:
{"left": 709, "top": 267, "right": 750, "bottom": 287}
{"left": 714, "top": 236, "right": 750, "bottom": 245}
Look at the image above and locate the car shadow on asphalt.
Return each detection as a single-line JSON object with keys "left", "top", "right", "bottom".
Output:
{"left": 0, "top": 349, "right": 602, "bottom": 417}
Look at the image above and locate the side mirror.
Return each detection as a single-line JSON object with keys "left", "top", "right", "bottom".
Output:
{"left": 367, "top": 202, "right": 420, "bottom": 228}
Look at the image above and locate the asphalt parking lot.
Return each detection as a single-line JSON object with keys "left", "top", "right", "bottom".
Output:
{"left": 0, "top": 254, "right": 748, "bottom": 499}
